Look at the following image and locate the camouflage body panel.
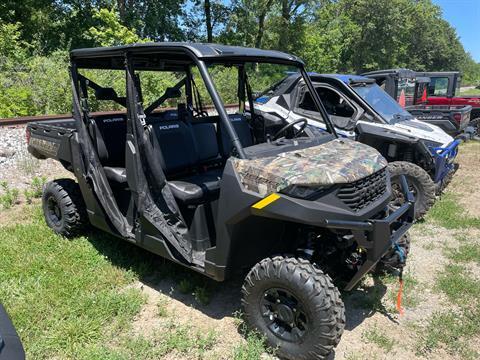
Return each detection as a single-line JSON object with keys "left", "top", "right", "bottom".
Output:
{"left": 232, "top": 139, "right": 388, "bottom": 196}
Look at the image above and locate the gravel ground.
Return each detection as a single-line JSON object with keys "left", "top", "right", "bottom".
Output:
{"left": 0, "top": 125, "right": 71, "bottom": 191}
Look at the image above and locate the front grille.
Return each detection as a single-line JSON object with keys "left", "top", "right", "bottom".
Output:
{"left": 337, "top": 168, "right": 387, "bottom": 211}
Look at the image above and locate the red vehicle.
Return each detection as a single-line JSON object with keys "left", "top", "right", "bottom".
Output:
{"left": 363, "top": 69, "right": 472, "bottom": 137}
{"left": 418, "top": 71, "right": 480, "bottom": 136}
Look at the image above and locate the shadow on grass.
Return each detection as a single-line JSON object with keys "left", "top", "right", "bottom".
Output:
{"left": 85, "top": 228, "right": 242, "bottom": 320}
{"left": 85, "top": 228, "right": 397, "bottom": 329}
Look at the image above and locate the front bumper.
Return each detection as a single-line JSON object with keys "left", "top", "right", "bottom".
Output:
{"left": 432, "top": 139, "right": 460, "bottom": 184}
{"left": 324, "top": 175, "right": 415, "bottom": 290}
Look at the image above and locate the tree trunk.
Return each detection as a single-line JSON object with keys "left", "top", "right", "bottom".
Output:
{"left": 255, "top": 0, "right": 274, "bottom": 48}
{"left": 117, "top": 0, "right": 126, "bottom": 22}
{"left": 205, "top": 0, "right": 213, "bottom": 43}
{"left": 278, "top": 0, "right": 290, "bottom": 51}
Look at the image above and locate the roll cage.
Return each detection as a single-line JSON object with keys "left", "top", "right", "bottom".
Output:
{"left": 70, "top": 43, "right": 337, "bottom": 158}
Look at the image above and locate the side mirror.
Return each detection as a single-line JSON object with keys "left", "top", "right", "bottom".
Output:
{"left": 95, "top": 87, "right": 118, "bottom": 101}
{"left": 165, "top": 87, "right": 182, "bottom": 99}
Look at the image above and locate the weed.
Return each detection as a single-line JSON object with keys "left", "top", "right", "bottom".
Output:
{"left": 16, "top": 148, "right": 40, "bottom": 176}
{"left": 0, "top": 181, "right": 20, "bottom": 209}
{"left": 157, "top": 296, "right": 169, "bottom": 317}
{"left": 362, "top": 325, "right": 394, "bottom": 352}
{"left": 24, "top": 176, "right": 47, "bottom": 203}
{"left": 233, "top": 330, "right": 273, "bottom": 360}
{"left": 194, "top": 285, "right": 211, "bottom": 305}
{"left": 159, "top": 323, "right": 216, "bottom": 356}
{"left": 177, "top": 278, "right": 194, "bottom": 294}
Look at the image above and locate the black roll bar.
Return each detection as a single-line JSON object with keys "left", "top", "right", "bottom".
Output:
{"left": 196, "top": 60, "right": 247, "bottom": 159}
{"left": 300, "top": 67, "right": 338, "bottom": 137}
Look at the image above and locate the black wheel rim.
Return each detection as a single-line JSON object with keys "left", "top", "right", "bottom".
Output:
{"left": 260, "top": 287, "right": 309, "bottom": 342}
{"left": 46, "top": 196, "right": 62, "bottom": 227}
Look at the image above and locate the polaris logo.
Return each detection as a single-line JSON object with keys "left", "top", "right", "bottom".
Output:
{"left": 158, "top": 124, "right": 180, "bottom": 130}
{"left": 103, "top": 117, "right": 124, "bottom": 123}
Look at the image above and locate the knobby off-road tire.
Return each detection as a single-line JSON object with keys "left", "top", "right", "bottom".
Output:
{"left": 42, "top": 179, "right": 88, "bottom": 237}
{"left": 470, "top": 117, "right": 480, "bottom": 138}
{"left": 388, "top": 161, "right": 436, "bottom": 220}
{"left": 241, "top": 256, "right": 345, "bottom": 360}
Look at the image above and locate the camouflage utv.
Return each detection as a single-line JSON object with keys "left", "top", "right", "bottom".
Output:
{"left": 27, "top": 43, "right": 414, "bottom": 360}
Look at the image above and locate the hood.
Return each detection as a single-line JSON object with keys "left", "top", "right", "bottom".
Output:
{"left": 394, "top": 119, "right": 453, "bottom": 146}
{"left": 232, "top": 139, "right": 387, "bottom": 196}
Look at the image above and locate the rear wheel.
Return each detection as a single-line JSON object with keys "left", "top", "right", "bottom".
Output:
{"left": 470, "top": 117, "right": 480, "bottom": 138}
{"left": 242, "top": 256, "right": 345, "bottom": 360}
{"left": 42, "top": 179, "right": 88, "bottom": 237}
{"left": 388, "top": 161, "right": 435, "bottom": 220}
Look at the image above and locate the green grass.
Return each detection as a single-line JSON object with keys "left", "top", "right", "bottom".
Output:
{"left": 233, "top": 330, "right": 273, "bottom": 360}
{"left": 426, "top": 193, "right": 480, "bottom": 229}
{"left": 0, "top": 204, "right": 225, "bottom": 358}
{"left": 416, "top": 235, "right": 480, "bottom": 358}
{"left": 0, "top": 206, "right": 148, "bottom": 358}
{"left": 416, "top": 310, "right": 480, "bottom": 359}
{"left": 362, "top": 325, "right": 394, "bottom": 352}
{"left": 78, "top": 324, "right": 217, "bottom": 359}
{"left": 436, "top": 265, "right": 480, "bottom": 305}
{"left": 445, "top": 243, "right": 480, "bottom": 264}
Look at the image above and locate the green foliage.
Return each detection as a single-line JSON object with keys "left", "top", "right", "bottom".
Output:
{"left": 24, "top": 176, "right": 47, "bottom": 204}
{"left": 0, "top": 0, "right": 479, "bottom": 118}
{"left": 85, "top": 8, "right": 146, "bottom": 47}
{"left": 0, "top": 181, "right": 19, "bottom": 210}
{"left": 233, "top": 330, "right": 273, "bottom": 360}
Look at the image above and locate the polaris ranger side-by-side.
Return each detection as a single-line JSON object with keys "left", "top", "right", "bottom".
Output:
{"left": 27, "top": 43, "right": 413, "bottom": 360}
{"left": 254, "top": 73, "right": 459, "bottom": 219}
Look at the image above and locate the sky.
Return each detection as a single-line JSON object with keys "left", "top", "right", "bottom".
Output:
{"left": 433, "top": 0, "right": 480, "bottom": 62}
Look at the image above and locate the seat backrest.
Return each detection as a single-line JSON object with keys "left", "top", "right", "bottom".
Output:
{"left": 219, "top": 114, "right": 253, "bottom": 157}
{"left": 191, "top": 122, "right": 220, "bottom": 163}
{"left": 150, "top": 120, "right": 198, "bottom": 174}
{"left": 90, "top": 114, "right": 127, "bottom": 167}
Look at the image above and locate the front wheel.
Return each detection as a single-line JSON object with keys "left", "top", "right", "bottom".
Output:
{"left": 242, "top": 256, "right": 345, "bottom": 360}
{"left": 470, "top": 117, "right": 480, "bottom": 139}
{"left": 388, "top": 161, "right": 435, "bottom": 220}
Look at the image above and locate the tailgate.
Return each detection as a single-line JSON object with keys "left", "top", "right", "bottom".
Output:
{"left": 27, "top": 119, "right": 75, "bottom": 161}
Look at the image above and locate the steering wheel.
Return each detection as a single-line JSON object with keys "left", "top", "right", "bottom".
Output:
{"left": 273, "top": 119, "right": 308, "bottom": 140}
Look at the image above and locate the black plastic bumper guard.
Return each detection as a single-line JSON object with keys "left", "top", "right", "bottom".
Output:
{"left": 324, "top": 175, "right": 415, "bottom": 290}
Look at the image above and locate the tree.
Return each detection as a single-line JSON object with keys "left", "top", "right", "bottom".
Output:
{"left": 85, "top": 8, "right": 144, "bottom": 47}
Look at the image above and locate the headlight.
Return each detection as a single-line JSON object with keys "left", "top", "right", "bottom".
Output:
{"left": 280, "top": 185, "right": 331, "bottom": 200}
{"left": 420, "top": 139, "right": 443, "bottom": 152}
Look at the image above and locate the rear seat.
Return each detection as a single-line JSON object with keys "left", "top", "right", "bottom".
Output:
{"left": 219, "top": 114, "right": 253, "bottom": 157}
{"left": 91, "top": 111, "right": 253, "bottom": 205}
{"left": 150, "top": 119, "right": 222, "bottom": 205}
